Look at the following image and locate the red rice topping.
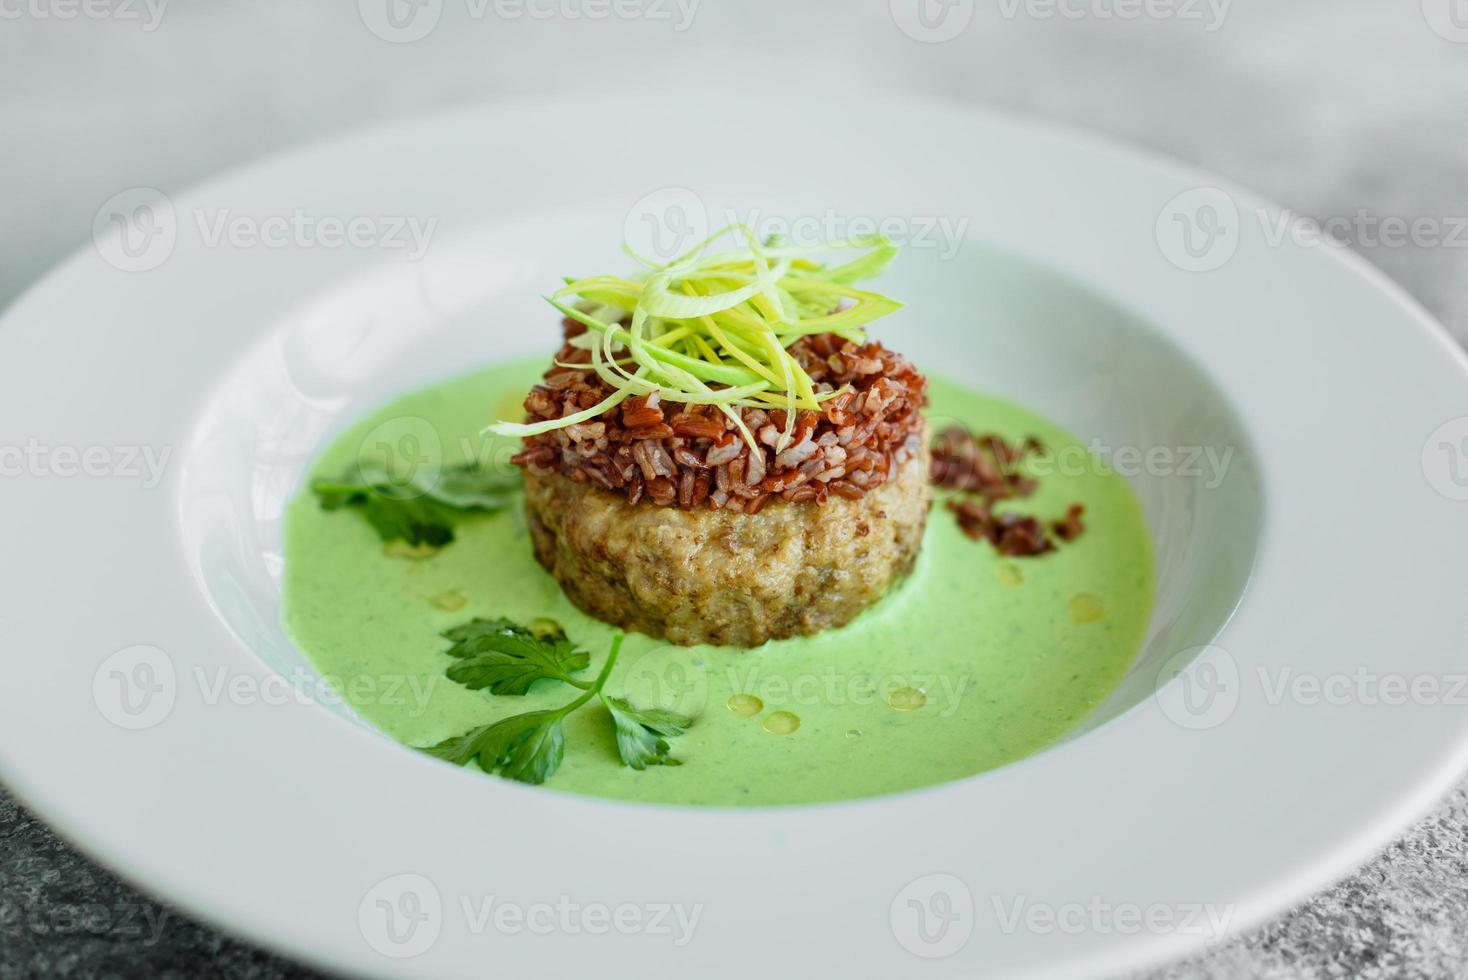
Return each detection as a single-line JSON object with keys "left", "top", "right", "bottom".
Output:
{"left": 930, "top": 425, "right": 1086, "bottom": 557}
{"left": 510, "top": 320, "right": 928, "bottom": 512}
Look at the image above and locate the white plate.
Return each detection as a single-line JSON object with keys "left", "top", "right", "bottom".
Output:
{"left": 3, "top": 92, "right": 1468, "bottom": 980}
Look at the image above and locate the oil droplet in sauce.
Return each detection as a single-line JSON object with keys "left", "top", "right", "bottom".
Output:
{"left": 428, "top": 591, "right": 467, "bottom": 612}
{"left": 1069, "top": 593, "right": 1106, "bottom": 624}
{"left": 385, "top": 541, "right": 440, "bottom": 561}
{"left": 763, "top": 711, "right": 800, "bottom": 735}
{"left": 726, "top": 693, "right": 763, "bottom": 718}
{"left": 888, "top": 687, "right": 927, "bottom": 712}
{"left": 996, "top": 562, "right": 1023, "bottom": 587}
{"left": 526, "top": 618, "right": 565, "bottom": 640}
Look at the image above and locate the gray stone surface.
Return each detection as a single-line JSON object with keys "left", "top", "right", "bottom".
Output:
{"left": 3, "top": 1, "right": 1467, "bottom": 976}
{"left": 0, "top": 794, "right": 313, "bottom": 979}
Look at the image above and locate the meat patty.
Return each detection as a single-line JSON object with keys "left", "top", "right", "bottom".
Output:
{"left": 523, "top": 442, "right": 932, "bottom": 647}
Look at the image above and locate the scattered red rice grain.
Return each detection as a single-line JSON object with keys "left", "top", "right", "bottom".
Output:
{"left": 1052, "top": 503, "right": 1086, "bottom": 542}
{"left": 932, "top": 426, "right": 1085, "bottom": 557}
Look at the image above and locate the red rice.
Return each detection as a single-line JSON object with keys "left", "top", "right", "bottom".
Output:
{"left": 510, "top": 320, "right": 929, "bottom": 511}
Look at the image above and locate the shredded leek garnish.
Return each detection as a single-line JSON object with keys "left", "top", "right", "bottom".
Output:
{"left": 488, "top": 226, "right": 902, "bottom": 451}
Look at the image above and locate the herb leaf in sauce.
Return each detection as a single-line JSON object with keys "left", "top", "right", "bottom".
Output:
{"left": 423, "top": 709, "right": 566, "bottom": 783}
{"left": 311, "top": 462, "right": 520, "bottom": 547}
{"left": 442, "top": 617, "right": 591, "bottom": 696}
{"left": 424, "top": 629, "right": 694, "bottom": 784}
{"left": 601, "top": 695, "right": 691, "bottom": 770}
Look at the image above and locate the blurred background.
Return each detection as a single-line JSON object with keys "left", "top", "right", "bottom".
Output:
{"left": 3, "top": 1, "right": 1468, "bottom": 977}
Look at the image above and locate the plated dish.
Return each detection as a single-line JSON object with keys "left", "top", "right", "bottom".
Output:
{"left": 284, "top": 230, "right": 1155, "bottom": 804}
{"left": 3, "top": 94, "right": 1467, "bottom": 980}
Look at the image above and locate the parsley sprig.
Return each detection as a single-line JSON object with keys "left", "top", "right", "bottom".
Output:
{"left": 441, "top": 617, "right": 591, "bottom": 695}
{"left": 311, "top": 461, "right": 520, "bottom": 548}
{"left": 423, "top": 621, "right": 693, "bottom": 784}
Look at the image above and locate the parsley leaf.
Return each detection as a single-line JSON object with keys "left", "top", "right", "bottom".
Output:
{"left": 498, "top": 713, "right": 568, "bottom": 784}
{"left": 423, "top": 709, "right": 567, "bottom": 784}
{"left": 423, "top": 629, "right": 696, "bottom": 785}
{"left": 362, "top": 495, "right": 461, "bottom": 548}
{"left": 426, "top": 465, "right": 523, "bottom": 510}
{"left": 311, "top": 462, "right": 520, "bottom": 547}
{"left": 601, "top": 695, "right": 691, "bottom": 770}
{"left": 441, "top": 617, "right": 591, "bottom": 695}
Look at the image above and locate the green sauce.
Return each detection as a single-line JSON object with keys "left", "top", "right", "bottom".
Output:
{"left": 282, "top": 360, "right": 1155, "bottom": 806}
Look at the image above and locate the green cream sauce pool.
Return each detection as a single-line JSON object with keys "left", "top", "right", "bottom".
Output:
{"left": 282, "top": 359, "right": 1155, "bottom": 806}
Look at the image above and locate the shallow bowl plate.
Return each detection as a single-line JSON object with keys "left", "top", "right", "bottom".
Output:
{"left": 2, "top": 92, "right": 1467, "bottom": 980}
